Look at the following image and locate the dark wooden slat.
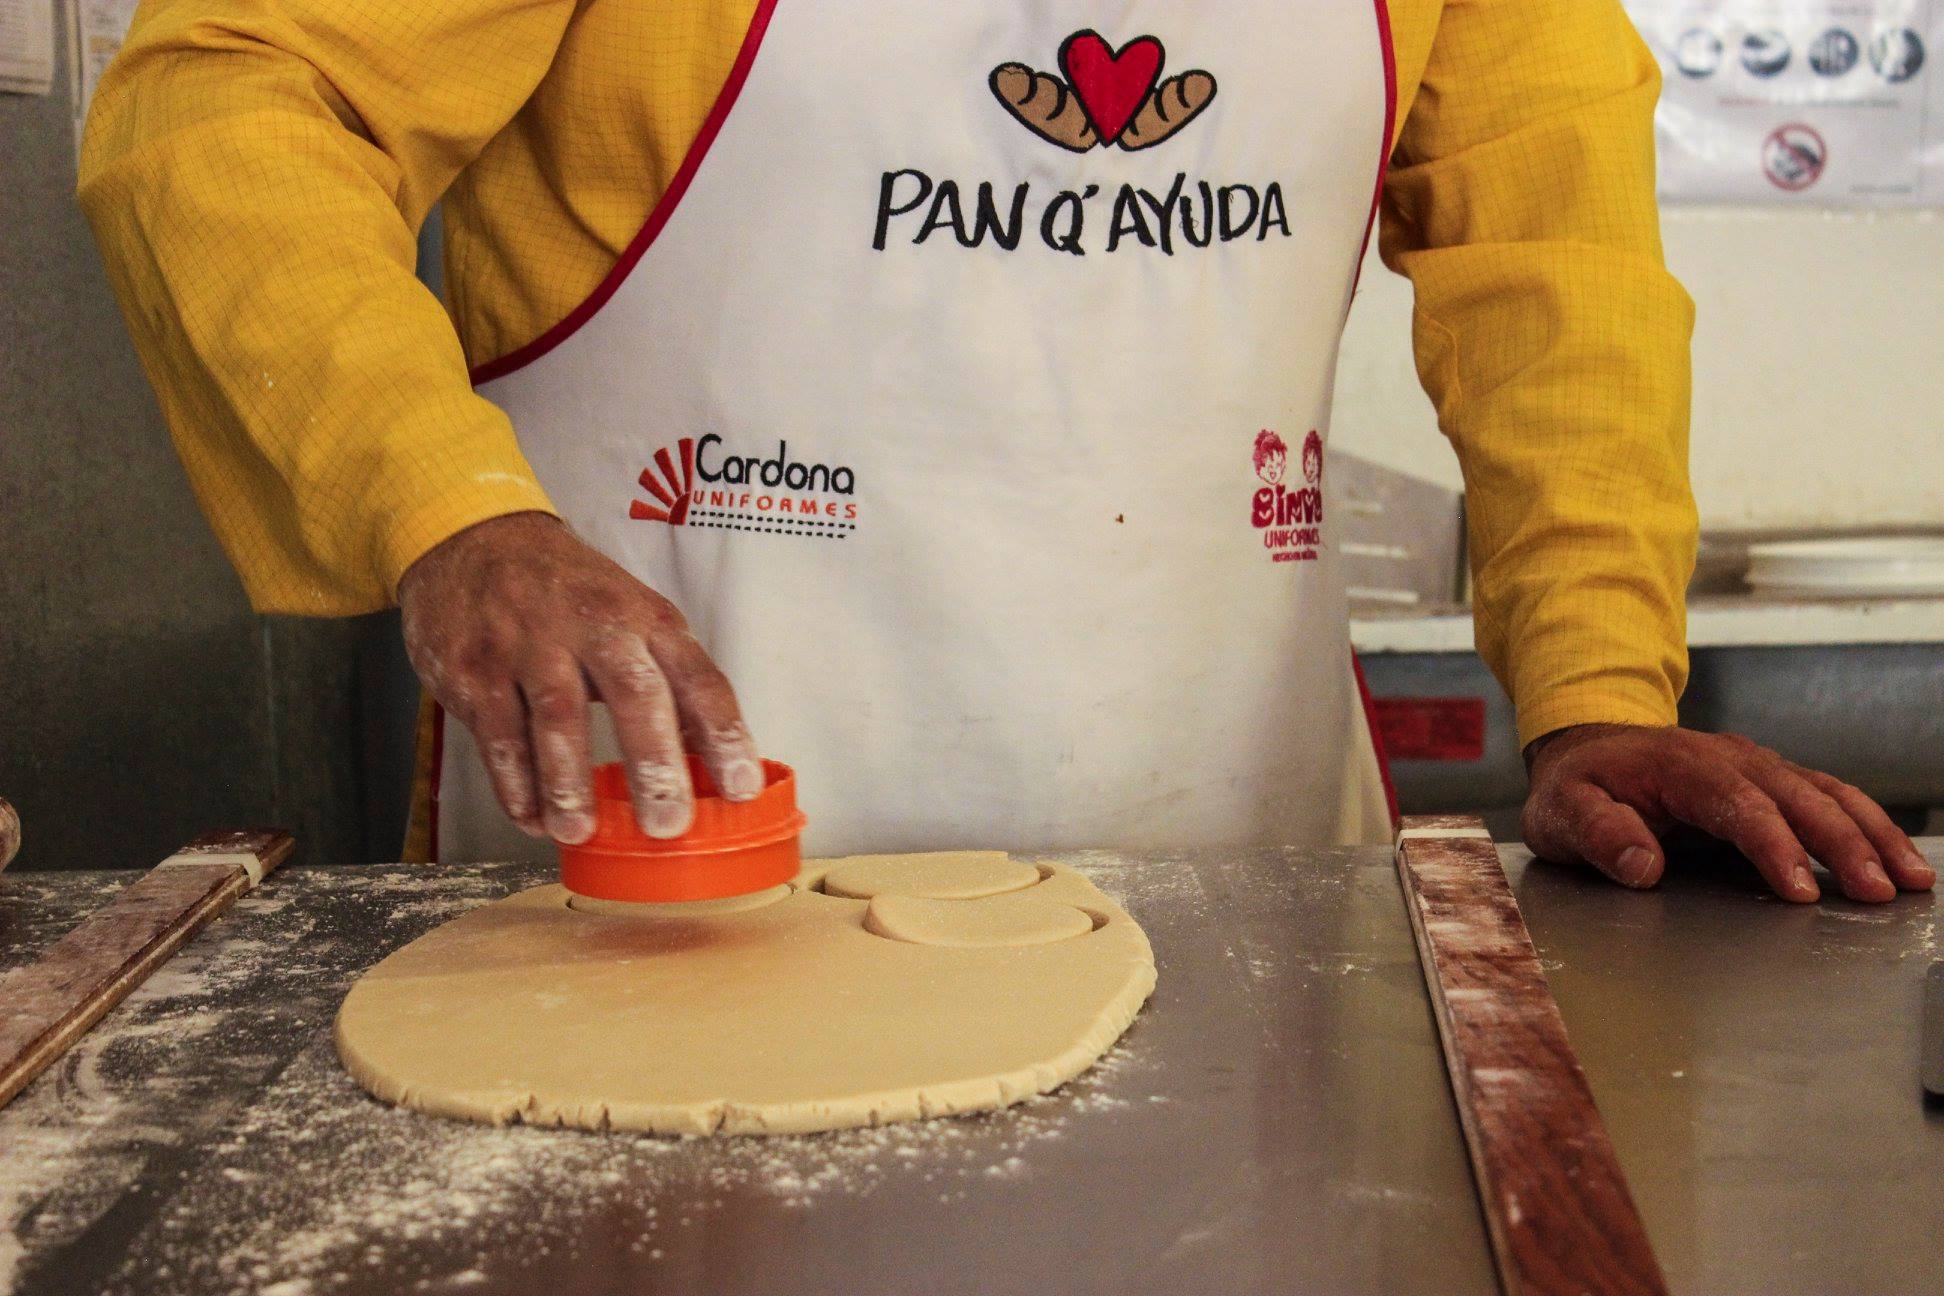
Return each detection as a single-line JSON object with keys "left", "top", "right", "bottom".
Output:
{"left": 0, "top": 829, "right": 294, "bottom": 1110}
{"left": 0, "top": 796, "right": 19, "bottom": 871}
{"left": 1923, "top": 961, "right": 1943, "bottom": 1100}
{"left": 1396, "top": 814, "right": 1668, "bottom": 1296}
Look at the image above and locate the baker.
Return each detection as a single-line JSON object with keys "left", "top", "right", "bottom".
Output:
{"left": 81, "top": 0, "right": 1932, "bottom": 903}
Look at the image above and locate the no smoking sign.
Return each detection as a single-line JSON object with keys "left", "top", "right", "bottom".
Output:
{"left": 1762, "top": 123, "right": 1828, "bottom": 191}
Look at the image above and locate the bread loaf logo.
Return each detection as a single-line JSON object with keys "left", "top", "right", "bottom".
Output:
{"left": 1252, "top": 429, "right": 1323, "bottom": 563}
{"left": 631, "top": 435, "right": 858, "bottom": 539}
{"left": 990, "top": 32, "right": 1217, "bottom": 152}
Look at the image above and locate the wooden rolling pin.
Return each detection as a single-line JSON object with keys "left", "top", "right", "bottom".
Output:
{"left": 0, "top": 796, "right": 19, "bottom": 871}
{"left": 0, "top": 827, "right": 293, "bottom": 1111}
{"left": 1396, "top": 816, "right": 1668, "bottom": 1296}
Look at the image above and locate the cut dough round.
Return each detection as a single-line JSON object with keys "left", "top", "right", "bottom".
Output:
{"left": 864, "top": 892, "right": 1093, "bottom": 947}
{"left": 566, "top": 883, "right": 793, "bottom": 919}
{"left": 817, "top": 850, "right": 1040, "bottom": 899}
{"left": 336, "top": 855, "right": 1154, "bottom": 1135}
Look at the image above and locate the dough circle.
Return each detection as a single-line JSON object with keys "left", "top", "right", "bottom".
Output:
{"left": 863, "top": 892, "right": 1095, "bottom": 947}
{"left": 335, "top": 855, "right": 1155, "bottom": 1135}
{"left": 819, "top": 850, "right": 1041, "bottom": 899}
{"left": 565, "top": 883, "right": 794, "bottom": 919}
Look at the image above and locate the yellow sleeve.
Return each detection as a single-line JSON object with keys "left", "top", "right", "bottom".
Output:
{"left": 77, "top": 0, "right": 572, "bottom": 615}
{"left": 1379, "top": 0, "right": 1699, "bottom": 747}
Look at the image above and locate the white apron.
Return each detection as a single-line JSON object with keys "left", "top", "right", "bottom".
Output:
{"left": 437, "top": 0, "right": 1399, "bottom": 862}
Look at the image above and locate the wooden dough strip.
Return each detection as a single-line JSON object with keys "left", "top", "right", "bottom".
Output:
{"left": 1396, "top": 814, "right": 1669, "bottom": 1296}
{"left": 0, "top": 829, "right": 294, "bottom": 1112}
{"left": 0, "top": 796, "right": 21, "bottom": 871}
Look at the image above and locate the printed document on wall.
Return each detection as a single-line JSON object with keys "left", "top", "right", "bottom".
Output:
{"left": 0, "top": 0, "right": 55, "bottom": 96}
{"left": 1624, "top": 0, "right": 1943, "bottom": 205}
{"left": 72, "top": 0, "right": 137, "bottom": 138}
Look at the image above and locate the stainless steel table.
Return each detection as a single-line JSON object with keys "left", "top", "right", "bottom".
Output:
{"left": 1507, "top": 840, "right": 1942, "bottom": 1295}
{"left": 0, "top": 840, "right": 1936, "bottom": 1295}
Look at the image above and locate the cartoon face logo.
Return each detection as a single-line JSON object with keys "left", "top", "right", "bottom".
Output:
{"left": 1252, "top": 428, "right": 1323, "bottom": 559}
{"left": 1253, "top": 430, "right": 1288, "bottom": 486}
{"left": 991, "top": 31, "right": 1217, "bottom": 153}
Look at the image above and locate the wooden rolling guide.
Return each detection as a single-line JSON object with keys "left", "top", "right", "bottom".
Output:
{"left": 1396, "top": 815, "right": 1669, "bottom": 1296}
{"left": 0, "top": 796, "right": 20, "bottom": 871}
{"left": 0, "top": 828, "right": 294, "bottom": 1111}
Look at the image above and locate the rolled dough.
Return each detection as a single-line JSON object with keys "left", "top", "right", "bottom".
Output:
{"left": 819, "top": 851, "right": 1042, "bottom": 899}
{"left": 863, "top": 891, "right": 1095, "bottom": 947}
{"left": 335, "top": 854, "right": 1155, "bottom": 1135}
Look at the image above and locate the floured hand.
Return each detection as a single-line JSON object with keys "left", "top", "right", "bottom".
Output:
{"left": 1523, "top": 723, "right": 1934, "bottom": 903}
{"left": 398, "top": 513, "right": 761, "bottom": 844}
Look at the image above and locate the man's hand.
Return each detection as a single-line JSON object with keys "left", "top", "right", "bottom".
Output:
{"left": 399, "top": 513, "right": 762, "bottom": 844}
{"left": 1523, "top": 723, "right": 1935, "bottom": 903}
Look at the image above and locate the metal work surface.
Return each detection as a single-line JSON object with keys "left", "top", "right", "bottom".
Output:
{"left": 0, "top": 851, "right": 1494, "bottom": 1296}
{"left": 1508, "top": 840, "right": 1942, "bottom": 1296}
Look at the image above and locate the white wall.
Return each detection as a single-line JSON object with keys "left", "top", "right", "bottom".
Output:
{"left": 1333, "top": 207, "right": 1944, "bottom": 531}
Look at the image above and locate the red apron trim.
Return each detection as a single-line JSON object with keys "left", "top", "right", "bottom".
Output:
{"left": 1348, "top": 0, "right": 1396, "bottom": 300}
{"left": 468, "top": 0, "right": 784, "bottom": 386}
{"left": 1343, "top": 2, "right": 1400, "bottom": 834}
{"left": 1352, "top": 653, "right": 1401, "bottom": 831}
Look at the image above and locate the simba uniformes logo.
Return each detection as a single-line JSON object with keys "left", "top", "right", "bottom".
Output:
{"left": 1251, "top": 429, "right": 1323, "bottom": 563}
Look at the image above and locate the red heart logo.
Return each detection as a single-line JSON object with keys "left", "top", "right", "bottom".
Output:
{"left": 1059, "top": 31, "right": 1163, "bottom": 146}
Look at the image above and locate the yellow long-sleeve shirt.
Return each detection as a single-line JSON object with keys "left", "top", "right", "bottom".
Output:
{"left": 78, "top": 0, "right": 1696, "bottom": 751}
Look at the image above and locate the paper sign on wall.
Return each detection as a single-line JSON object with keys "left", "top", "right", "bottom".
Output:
{"left": 0, "top": 0, "right": 54, "bottom": 96}
{"left": 72, "top": 0, "right": 138, "bottom": 140}
{"left": 1623, "top": 0, "right": 1944, "bottom": 205}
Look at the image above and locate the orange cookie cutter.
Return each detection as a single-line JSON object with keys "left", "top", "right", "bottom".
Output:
{"left": 559, "top": 756, "right": 806, "bottom": 903}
